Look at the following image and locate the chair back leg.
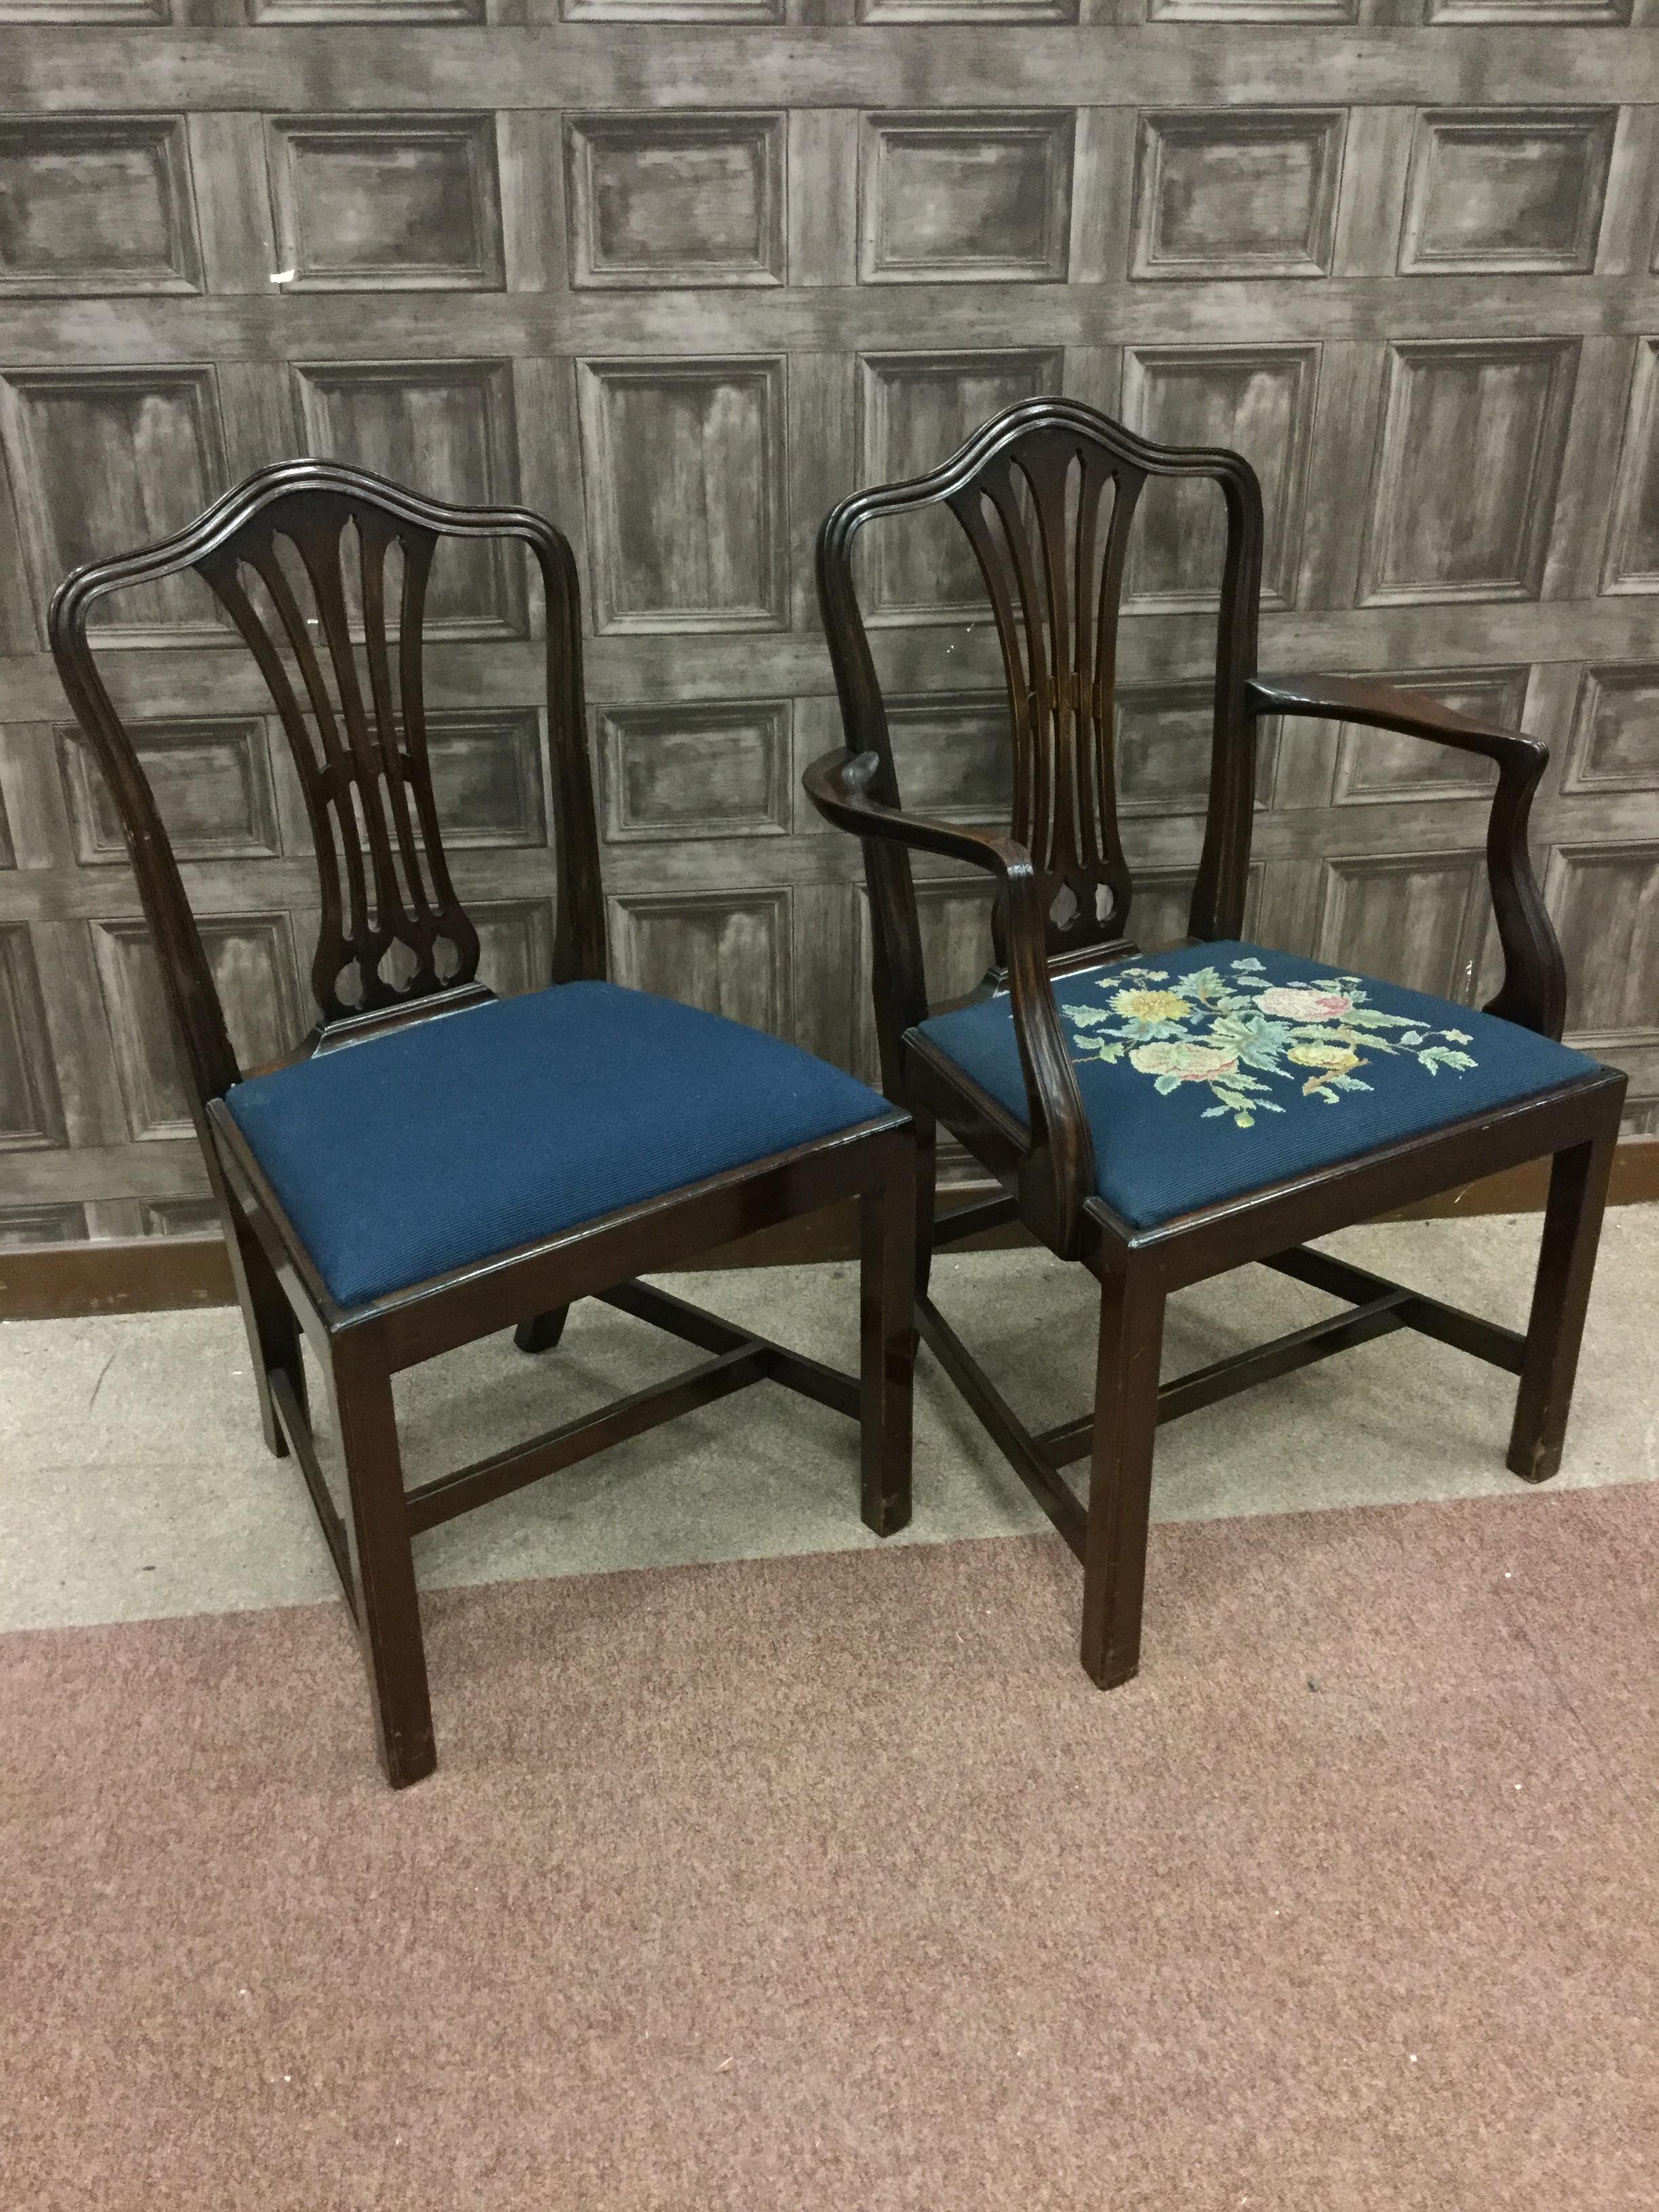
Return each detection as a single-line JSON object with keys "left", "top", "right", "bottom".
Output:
{"left": 219, "top": 1182, "right": 307, "bottom": 1462}
{"left": 331, "top": 1334, "right": 434, "bottom": 1788}
{"left": 1080, "top": 1263, "right": 1167, "bottom": 1688}
{"left": 514, "top": 1308, "right": 570, "bottom": 1355}
{"left": 1507, "top": 1121, "right": 1619, "bottom": 1485}
{"left": 859, "top": 1134, "right": 918, "bottom": 1538}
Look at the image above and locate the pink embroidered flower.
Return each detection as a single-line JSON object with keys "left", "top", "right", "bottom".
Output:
{"left": 1258, "top": 985, "right": 1353, "bottom": 1023}
{"left": 1130, "top": 1040, "right": 1239, "bottom": 1083}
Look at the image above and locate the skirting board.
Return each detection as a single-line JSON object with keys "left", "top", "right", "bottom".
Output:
{"left": 2, "top": 1139, "right": 1655, "bottom": 1324}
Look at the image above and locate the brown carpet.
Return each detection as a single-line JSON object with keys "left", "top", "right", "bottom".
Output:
{"left": 3, "top": 1486, "right": 1656, "bottom": 2212}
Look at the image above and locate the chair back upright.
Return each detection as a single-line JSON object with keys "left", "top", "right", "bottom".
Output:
{"left": 49, "top": 461, "right": 604, "bottom": 1133}
{"left": 817, "top": 394, "right": 1267, "bottom": 1033}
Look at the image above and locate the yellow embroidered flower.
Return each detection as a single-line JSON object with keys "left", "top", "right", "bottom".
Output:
{"left": 1130, "top": 1040, "right": 1239, "bottom": 1082}
{"left": 1112, "top": 989, "right": 1191, "bottom": 1024}
{"left": 1289, "top": 1042, "right": 1359, "bottom": 1076}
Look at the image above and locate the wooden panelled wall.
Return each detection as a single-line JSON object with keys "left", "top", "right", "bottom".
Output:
{"left": 1, "top": 10, "right": 1658, "bottom": 1250}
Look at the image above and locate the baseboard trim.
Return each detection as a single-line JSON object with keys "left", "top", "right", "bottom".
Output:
{"left": 3, "top": 1138, "right": 1654, "bottom": 1324}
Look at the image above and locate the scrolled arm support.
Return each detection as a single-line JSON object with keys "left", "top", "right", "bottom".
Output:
{"left": 803, "top": 747, "right": 1097, "bottom": 1254}
{"left": 1246, "top": 673, "right": 1567, "bottom": 1040}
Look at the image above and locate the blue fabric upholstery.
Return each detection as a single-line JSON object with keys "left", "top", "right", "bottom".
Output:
{"left": 917, "top": 939, "right": 1599, "bottom": 1231}
{"left": 224, "top": 982, "right": 888, "bottom": 1308}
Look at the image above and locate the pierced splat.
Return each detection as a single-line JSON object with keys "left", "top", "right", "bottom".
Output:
{"left": 197, "top": 491, "right": 481, "bottom": 1031}
{"left": 946, "top": 429, "right": 1145, "bottom": 960}
{"left": 49, "top": 457, "right": 602, "bottom": 1110}
{"left": 818, "top": 396, "right": 1266, "bottom": 1002}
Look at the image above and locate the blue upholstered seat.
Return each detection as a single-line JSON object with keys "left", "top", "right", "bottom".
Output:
{"left": 224, "top": 982, "right": 888, "bottom": 1308}
{"left": 917, "top": 940, "right": 1600, "bottom": 1231}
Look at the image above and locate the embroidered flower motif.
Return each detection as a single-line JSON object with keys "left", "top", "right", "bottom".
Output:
{"left": 1062, "top": 956, "right": 1482, "bottom": 1130}
{"left": 1112, "top": 988, "right": 1192, "bottom": 1025}
{"left": 1130, "top": 1040, "right": 1240, "bottom": 1084}
{"left": 1258, "top": 986, "right": 1353, "bottom": 1023}
{"left": 1288, "top": 1042, "right": 1359, "bottom": 1073}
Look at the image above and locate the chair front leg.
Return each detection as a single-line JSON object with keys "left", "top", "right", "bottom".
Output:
{"left": 329, "top": 1330, "right": 434, "bottom": 1788}
{"left": 859, "top": 1134, "right": 918, "bottom": 1538}
{"left": 1080, "top": 1260, "right": 1166, "bottom": 1689}
{"left": 1507, "top": 1122, "right": 1618, "bottom": 1485}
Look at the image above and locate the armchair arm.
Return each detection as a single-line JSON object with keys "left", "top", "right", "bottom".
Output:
{"left": 803, "top": 747, "right": 1097, "bottom": 1254}
{"left": 1246, "top": 673, "right": 1566, "bottom": 1039}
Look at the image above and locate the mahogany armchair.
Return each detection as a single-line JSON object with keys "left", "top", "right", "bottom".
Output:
{"left": 808, "top": 394, "right": 1623, "bottom": 1691}
{"left": 51, "top": 459, "right": 915, "bottom": 1786}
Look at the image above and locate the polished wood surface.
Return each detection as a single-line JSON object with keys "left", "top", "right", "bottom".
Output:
{"left": 50, "top": 464, "right": 917, "bottom": 1787}
{"left": 811, "top": 392, "right": 1626, "bottom": 1692}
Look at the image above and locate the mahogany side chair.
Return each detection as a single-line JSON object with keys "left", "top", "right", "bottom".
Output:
{"left": 51, "top": 459, "right": 915, "bottom": 1787}
{"left": 807, "top": 394, "right": 1624, "bottom": 1692}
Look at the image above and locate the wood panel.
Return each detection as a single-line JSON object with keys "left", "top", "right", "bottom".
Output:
{"left": 0, "top": 16, "right": 1655, "bottom": 1252}
{"left": 567, "top": 113, "right": 785, "bottom": 287}
{"left": 577, "top": 356, "right": 787, "bottom": 631}
{"left": 1359, "top": 340, "right": 1578, "bottom": 604}
{"left": 268, "top": 114, "right": 504, "bottom": 291}
{"left": 859, "top": 110, "right": 1073, "bottom": 283}
{"left": 1131, "top": 110, "right": 1344, "bottom": 281}
{"left": 0, "top": 117, "right": 200, "bottom": 297}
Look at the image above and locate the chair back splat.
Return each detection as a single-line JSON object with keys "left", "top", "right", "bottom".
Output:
{"left": 49, "top": 459, "right": 605, "bottom": 1110}
{"left": 817, "top": 395, "right": 1266, "bottom": 988}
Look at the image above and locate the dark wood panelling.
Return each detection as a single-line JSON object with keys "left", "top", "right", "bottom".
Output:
{"left": 472, "top": 897, "right": 554, "bottom": 998}
{"left": 1360, "top": 340, "right": 1579, "bottom": 603}
{"left": 1116, "top": 680, "right": 1286, "bottom": 817}
{"left": 1564, "top": 663, "right": 1659, "bottom": 794}
{"left": 1547, "top": 840, "right": 1659, "bottom": 1035}
{"left": 883, "top": 693, "right": 1014, "bottom": 823}
{"left": 577, "top": 357, "right": 787, "bottom": 631}
{"left": 1330, "top": 670, "right": 1521, "bottom": 805}
{"left": 268, "top": 114, "right": 504, "bottom": 291}
{"left": 0, "top": 924, "right": 64, "bottom": 1148}
{"left": 90, "top": 912, "right": 304, "bottom": 1138}
{"left": 1400, "top": 108, "right": 1616, "bottom": 274}
{"left": 58, "top": 718, "right": 280, "bottom": 863}
{"left": 424, "top": 710, "right": 548, "bottom": 847}
{"left": 859, "top": 110, "right": 1073, "bottom": 283}
{"left": 2, "top": 18, "right": 1656, "bottom": 1258}
{"left": 599, "top": 699, "right": 792, "bottom": 839}
{"left": 291, "top": 358, "right": 525, "bottom": 631}
{"left": 611, "top": 886, "right": 792, "bottom": 1033}
{"left": 857, "top": 350, "right": 1062, "bottom": 619}
{"left": 1131, "top": 110, "right": 1344, "bottom": 281}
{"left": 1315, "top": 851, "right": 1492, "bottom": 1002}
{"left": 1122, "top": 344, "right": 1317, "bottom": 609}
{"left": 0, "top": 1199, "right": 86, "bottom": 1245}
{"left": 0, "top": 117, "right": 200, "bottom": 298}
{"left": 1604, "top": 336, "right": 1659, "bottom": 594}
{"left": 0, "top": 367, "right": 230, "bottom": 644}
{"left": 567, "top": 113, "right": 785, "bottom": 287}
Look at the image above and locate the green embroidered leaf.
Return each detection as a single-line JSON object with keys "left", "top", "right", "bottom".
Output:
{"left": 1418, "top": 1046, "right": 1477, "bottom": 1074}
{"left": 1153, "top": 1073, "right": 1183, "bottom": 1096}
{"left": 1062, "top": 1003, "right": 1116, "bottom": 1027}
{"left": 1231, "top": 957, "right": 1265, "bottom": 972}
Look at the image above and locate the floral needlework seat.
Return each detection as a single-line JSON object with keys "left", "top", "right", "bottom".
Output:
{"left": 918, "top": 941, "right": 1599, "bottom": 1231}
